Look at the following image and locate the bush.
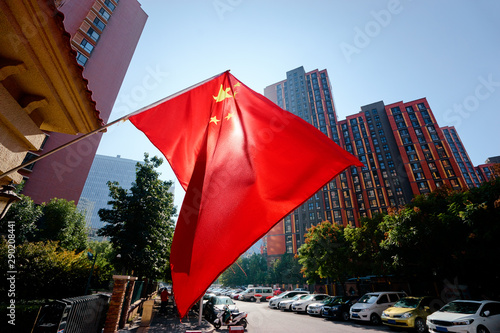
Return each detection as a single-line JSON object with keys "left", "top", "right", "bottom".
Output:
{"left": 0, "top": 240, "right": 112, "bottom": 301}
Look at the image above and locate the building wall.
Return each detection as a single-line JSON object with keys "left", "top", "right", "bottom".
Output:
{"left": 77, "top": 154, "right": 140, "bottom": 238}
{"left": 386, "top": 99, "right": 465, "bottom": 194}
{"left": 441, "top": 126, "right": 482, "bottom": 188}
{"left": 20, "top": 0, "right": 147, "bottom": 205}
{"left": 263, "top": 67, "right": 490, "bottom": 259}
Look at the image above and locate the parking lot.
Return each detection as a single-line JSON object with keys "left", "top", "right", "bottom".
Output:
{"left": 227, "top": 299, "right": 400, "bottom": 333}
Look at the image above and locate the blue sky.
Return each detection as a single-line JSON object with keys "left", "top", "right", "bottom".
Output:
{"left": 97, "top": 0, "right": 500, "bottom": 211}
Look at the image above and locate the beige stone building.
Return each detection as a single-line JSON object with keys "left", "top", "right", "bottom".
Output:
{"left": 0, "top": 0, "right": 102, "bottom": 215}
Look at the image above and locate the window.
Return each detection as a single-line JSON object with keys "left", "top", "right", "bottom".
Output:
{"left": 99, "top": 7, "right": 111, "bottom": 20}
{"left": 93, "top": 17, "right": 106, "bottom": 30}
{"left": 286, "top": 236, "right": 293, "bottom": 254}
{"left": 104, "top": 0, "right": 116, "bottom": 11}
{"left": 76, "top": 51, "right": 88, "bottom": 66}
{"left": 22, "top": 152, "right": 39, "bottom": 171}
{"left": 87, "top": 27, "right": 100, "bottom": 42}
{"left": 80, "top": 38, "right": 94, "bottom": 54}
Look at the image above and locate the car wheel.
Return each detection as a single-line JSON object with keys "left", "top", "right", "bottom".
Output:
{"left": 304, "top": 306, "right": 309, "bottom": 313}
{"left": 477, "top": 326, "right": 490, "bottom": 333}
{"left": 239, "top": 318, "right": 248, "bottom": 328}
{"left": 250, "top": 296, "right": 256, "bottom": 302}
{"left": 342, "top": 311, "right": 350, "bottom": 321}
{"left": 415, "top": 318, "right": 426, "bottom": 333}
{"left": 369, "top": 313, "right": 381, "bottom": 325}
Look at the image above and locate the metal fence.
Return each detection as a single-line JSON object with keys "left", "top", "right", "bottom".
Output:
{"left": 33, "top": 294, "right": 110, "bottom": 333}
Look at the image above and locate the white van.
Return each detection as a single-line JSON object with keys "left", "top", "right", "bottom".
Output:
{"left": 350, "top": 291, "right": 406, "bottom": 325}
{"left": 239, "top": 287, "right": 273, "bottom": 302}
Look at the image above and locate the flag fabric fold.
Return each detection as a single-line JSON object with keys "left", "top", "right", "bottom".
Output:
{"left": 128, "top": 71, "right": 362, "bottom": 317}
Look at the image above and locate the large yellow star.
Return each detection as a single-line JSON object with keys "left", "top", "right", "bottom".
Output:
{"left": 213, "top": 85, "right": 233, "bottom": 102}
{"left": 210, "top": 116, "right": 220, "bottom": 125}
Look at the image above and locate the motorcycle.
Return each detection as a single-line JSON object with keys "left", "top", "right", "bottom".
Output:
{"left": 212, "top": 305, "right": 248, "bottom": 329}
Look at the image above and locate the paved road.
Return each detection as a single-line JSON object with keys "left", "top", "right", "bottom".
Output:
{"left": 215, "top": 299, "right": 412, "bottom": 333}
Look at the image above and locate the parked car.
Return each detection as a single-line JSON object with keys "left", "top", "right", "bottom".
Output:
{"left": 322, "top": 296, "right": 359, "bottom": 321}
{"left": 381, "top": 296, "right": 436, "bottom": 333}
{"left": 350, "top": 291, "right": 407, "bottom": 325}
{"left": 291, "top": 294, "right": 330, "bottom": 313}
{"left": 268, "top": 290, "right": 310, "bottom": 309}
{"left": 239, "top": 287, "right": 273, "bottom": 302}
{"left": 273, "top": 288, "right": 283, "bottom": 296}
{"left": 307, "top": 297, "right": 339, "bottom": 316}
{"left": 229, "top": 289, "right": 244, "bottom": 299}
{"left": 279, "top": 294, "right": 310, "bottom": 311}
{"left": 427, "top": 300, "right": 500, "bottom": 333}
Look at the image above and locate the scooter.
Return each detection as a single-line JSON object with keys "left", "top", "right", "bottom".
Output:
{"left": 212, "top": 305, "right": 248, "bottom": 329}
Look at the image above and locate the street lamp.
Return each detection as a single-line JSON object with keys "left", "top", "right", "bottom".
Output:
{"left": 0, "top": 183, "right": 21, "bottom": 220}
{"left": 84, "top": 251, "right": 98, "bottom": 295}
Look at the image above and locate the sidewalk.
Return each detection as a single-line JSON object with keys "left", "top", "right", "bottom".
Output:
{"left": 118, "top": 300, "right": 214, "bottom": 333}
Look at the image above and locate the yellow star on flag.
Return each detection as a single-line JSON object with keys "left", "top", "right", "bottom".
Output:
{"left": 213, "top": 85, "right": 233, "bottom": 102}
{"left": 210, "top": 116, "right": 220, "bottom": 125}
{"left": 225, "top": 113, "right": 234, "bottom": 120}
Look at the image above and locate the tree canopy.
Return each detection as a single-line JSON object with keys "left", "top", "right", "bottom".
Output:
{"left": 296, "top": 179, "right": 500, "bottom": 299}
{"left": 1, "top": 195, "right": 88, "bottom": 252}
{"left": 98, "top": 153, "right": 176, "bottom": 280}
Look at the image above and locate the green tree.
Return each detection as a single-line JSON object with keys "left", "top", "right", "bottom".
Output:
{"left": 379, "top": 180, "right": 500, "bottom": 297}
{"left": 246, "top": 253, "right": 267, "bottom": 285}
{"left": 98, "top": 153, "right": 176, "bottom": 280}
{"left": 37, "top": 198, "right": 88, "bottom": 252}
{"left": 271, "top": 253, "right": 304, "bottom": 285}
{"left": 344, "top": 213, "right": 387, "bottom": 277}
{"left": 219, "top": 257, "right": 248, "bottom": 286}
{"left": 86, "top": 240, "right": 115, "bottom": 290}
{"left": 0, "top": 194, "right": 42, "bottom": 244}
{"left": 298, "top": 221, "right": 354, "bottom": 288}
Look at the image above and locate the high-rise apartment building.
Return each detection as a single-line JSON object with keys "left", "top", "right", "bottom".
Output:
{"left": 263, "top": 67, "right": 489, "bottom": 262}
{"left": 441, "top": 126, "right": 481, "bottom": 188}
{"left": 77, "top": 154, "right": 141, "bottom": 239}
{"left": 20, "top": 0, "right": 147, "bottom": 205}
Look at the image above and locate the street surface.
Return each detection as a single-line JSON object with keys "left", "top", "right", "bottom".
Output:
{"left": 215, "top": 299, "right": 409, "bottom": 333}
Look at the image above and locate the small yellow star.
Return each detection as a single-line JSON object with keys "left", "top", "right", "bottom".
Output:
{"left": 210, "top": 116, "right": 220, "bottom": 125}
{"left": 225, "top": 113, "right": 234, "bottom": 120}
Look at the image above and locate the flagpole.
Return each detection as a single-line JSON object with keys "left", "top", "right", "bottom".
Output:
{"left": 198, "top": 296, "right": 203, "bottom": 326}
{"left": 0, "top": 71, "right": 229, "bottom": 181}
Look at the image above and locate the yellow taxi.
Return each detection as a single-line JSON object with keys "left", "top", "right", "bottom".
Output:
{"left": 381, "top": 296, "right": 437, "bottom": 333}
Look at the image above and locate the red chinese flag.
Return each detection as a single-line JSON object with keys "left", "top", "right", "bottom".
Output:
{"left": 129, "top": 71, "right": 362, "bottom": 317}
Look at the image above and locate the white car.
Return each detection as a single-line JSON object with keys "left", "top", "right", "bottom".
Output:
{"left": 306, "top": 297, "right": 335, "bottom": 316}
{"left": 268, "top": 291, "right": 310, "bottom": 309}
{"left": 291, "top": 294, "right": 330, "bottom": 313}
{"left": 427, "top": 300, "right": 500, "bottom": 333}
{"left": 350, "top": 291, "right": 406, "bottom": 325}
{"left": 279, "top": 294, "right": 310, "bottom": 311}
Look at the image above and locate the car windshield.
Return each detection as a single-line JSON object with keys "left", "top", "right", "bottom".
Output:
{"left": 440, "top": 302, "right": 480, "bottom": 314}
{"left": 321, "top": 297, "right": 332, "bottom": 304}
{"left": 358, "top": 294, "right": 379, "bottom": 304}
{"left": 394, "top": 298, "right": 421, "bottom": 308}
{"left": 290, "top": 294, "right": 308, "bottom": 301}
{"left": 301, "top": 295, "right": 314, "bottom": 301}
{"left": 331, "top": 296, "right": 353, "bottom": 305}
{"left": 214, "top": 297, "right": 234, "bottom": 305}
